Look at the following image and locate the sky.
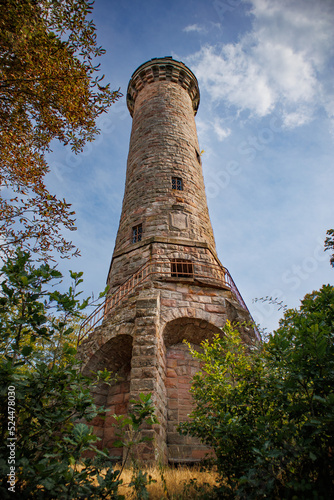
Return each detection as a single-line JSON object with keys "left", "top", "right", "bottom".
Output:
{"left": 47, "top": 0, "right": 334, "bottom": 335}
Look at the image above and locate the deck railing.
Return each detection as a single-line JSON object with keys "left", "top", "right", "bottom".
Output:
{"left": 78, "top": 258, "right": 251, "bottom": 344}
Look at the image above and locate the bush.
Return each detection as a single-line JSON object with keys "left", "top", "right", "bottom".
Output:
{"left": 179, "top": 285, "right": 334, "bottom": 499}
{"left": 0, "top": 250, "right": 123, "bottom": 499}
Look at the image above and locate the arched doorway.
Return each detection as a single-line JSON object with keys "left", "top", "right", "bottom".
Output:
{"left": 163, "top": 318, "right": 221, "bottom": 463}
{"left": 82, "top": 334, "right": 133, "bottom": 459}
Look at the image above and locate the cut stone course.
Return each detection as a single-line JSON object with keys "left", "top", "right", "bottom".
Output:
{"left": 78, "top": 57, "right": 258, "bottom": 464}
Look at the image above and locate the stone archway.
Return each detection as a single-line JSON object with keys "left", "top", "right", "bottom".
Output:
{"left": 163, "top": 318, "right": 221, "bottom": 463}
{"left": 82, "top": 334, "right": 133, "bottom": 459}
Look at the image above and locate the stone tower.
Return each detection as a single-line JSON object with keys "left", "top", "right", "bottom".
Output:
{"left": 79, "top": 57, "right": 258, "bottom": 463}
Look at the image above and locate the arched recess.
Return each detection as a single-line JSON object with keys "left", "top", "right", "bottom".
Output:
{"left": 82, "top": 334, "right": 133, "bottom": 459}
{"left": 163, "top": 318, "right": 221, "bottom": 463}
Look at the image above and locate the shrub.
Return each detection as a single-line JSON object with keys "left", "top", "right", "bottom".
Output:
{"left": 0, "top": 249, "right": 123, "bottom": 499}
{"left": 180, "top": 286, "right": 334, "bottom": 499}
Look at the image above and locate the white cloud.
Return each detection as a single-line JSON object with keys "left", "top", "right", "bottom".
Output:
{"left": 213, "top": 118, "right": 231, "bottom": 141}
{"left": 191, "top": 44, "right": 275, "bottom": 117}
{"left": 187, "top": 0, "right": 334, "bottom": 128}
{"left": 183, "top": 23, "right": 206, "bottom": 33}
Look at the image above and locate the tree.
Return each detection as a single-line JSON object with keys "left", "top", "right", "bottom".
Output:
{"left": 180, "top": 286, "right": 334, "bottom": 499}
{"left": 325, "top": 229, "right": 334, "bottom": 267}
{"left": 0, "top": 0, "right": 121, "bottom": 260}
{"left": 0, "top": 249, "right": 121, "bottom": 498}
{"left": 0, "top": 250, "right": 160, "bottom": 499}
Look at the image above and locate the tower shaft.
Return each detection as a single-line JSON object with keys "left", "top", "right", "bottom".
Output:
{"left": 109, "top": 57, "right": 216, "bottom": 291}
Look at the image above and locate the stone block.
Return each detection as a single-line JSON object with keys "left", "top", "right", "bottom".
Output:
{"left": 92, "top": 393, "right": 107, "bottom": 406}
{"left": 131, "top": 357, "right": 158, "bottom": 368}
{"left": 139, "top": 345, "right": 156, "bottom": 356}
{"left": 166, "top": 389, "right": 178, "bottom": 399}
{"left": 165, "top": 378, "right": 177, "bottom": 388}
{"left": 177, "top": 390, "right": 192, "bottom": 401}
{"left": 109, "top": 393, "right": 124, "bottom": 404}
{"left": 131, "top": 378, "right": 156, "bottom": 392}
{"left": 104, "top": 414, "right": 117, "bottom": 427}
{"left": 191, "top": 448, "right": 212, "bottom": 460}
{"left": 168, "top": 350, "right": 186, "bottom": 359}
{"left": 105, "top": 403, "right": 116, "bottom": 414}
{"left": 102, "top": 426, "right": 116, "bottom": 442}
{"left": 177, "top": 376, "right": 192, "bottom": 385}
{"left": 161, "top": 298, "right": 177, "bottom": 307}
{"left": 167, "top": 432, "right": 184, "bottom": 445}
{"left": 108, "top": 384, "right": 121, "bottom": 396}
{"left": 115, "top": 402, "right": 128, "bottom": 414}
{"left": 92, "top": 427, "right": 104, "bottom": 439}
{"left": 205, "top": 304, "right": 224, "bottom": 313}
{"left": 167, "top": 399, "right": 179, "bottom": 409}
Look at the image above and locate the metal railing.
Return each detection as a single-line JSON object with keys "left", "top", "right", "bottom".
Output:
{"left": 78, "top": 258, "right": 250, "bottom": 344}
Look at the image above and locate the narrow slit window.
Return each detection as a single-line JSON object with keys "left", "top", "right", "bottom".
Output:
{"left": 171, "top": 259, "right": 193, "bottom": 278}
{"left": 172, "top": 177, "right": 183, "bottom": 191}
{"left": 132, "top": 224, "right": 142, "bottom": 244}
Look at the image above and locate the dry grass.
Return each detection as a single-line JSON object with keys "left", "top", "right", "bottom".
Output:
{"left": 115, "top": 464, "right": 218, "bottom": 499}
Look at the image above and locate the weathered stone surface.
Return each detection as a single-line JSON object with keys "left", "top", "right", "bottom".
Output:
{"left": 78, "top": 57, "right": 257, "bottom": 464}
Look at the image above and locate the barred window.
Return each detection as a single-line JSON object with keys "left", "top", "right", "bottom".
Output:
{"left": 172, "top": 177, "right": 183, "bottom": 191}
{"left": 171, "top": 259, "right": 193, "bottom": 278}
{"left": 132, "top": 224, "right": 142, "bottom": 243}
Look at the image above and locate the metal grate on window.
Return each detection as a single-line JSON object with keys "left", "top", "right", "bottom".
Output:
{"left": 172, "top": 177, "right": 183, "bottom": 191}
{"left": 132, "top": 224, "right": 142, "bottom": 243}
{"left": 171, "top": 259, "right": 193, "bottom": 278}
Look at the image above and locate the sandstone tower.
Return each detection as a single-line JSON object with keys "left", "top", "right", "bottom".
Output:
{"left": 79, "top": 57, "right": 258, "bottom": 463}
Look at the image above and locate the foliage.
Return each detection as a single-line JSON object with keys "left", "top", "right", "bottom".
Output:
{"left": 0, "top": 0, "right": 121, "bottom": 260}
{"left": 128, "top": 468, "right": 156, "bottom": 500}
{"left": 180, "top": 286, "right": 334, "bottom": 499}
{"left": 113, "top": 393, "right": 159, "bottom": 499}
{"left": 0, "top": 249, "right": 124, "bottom": 499}
{"left": 325, "top": 229, "right": 334, "bottom": 267}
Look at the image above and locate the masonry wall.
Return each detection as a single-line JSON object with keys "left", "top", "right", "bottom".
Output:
{"left": 114, "top": 80, "right": 215, "bottom": 251}
{"left": 109, "top": 60, "right": 216, "bottom": 290}
{"left": 165, "top": 342, "right": 213, "bottom": 462}
{"left": 79, "top": 272, "right": 255, "bottom": 463}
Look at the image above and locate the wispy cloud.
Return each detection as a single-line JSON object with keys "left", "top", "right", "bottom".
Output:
{"left": 183, "top": 23, "right": 206, "bottom": 33}
{"left": 187, "top": 0, "right": 334, "bottom": 129}
{"left": 212, "top": 118, "right": 231, "bottom": 141}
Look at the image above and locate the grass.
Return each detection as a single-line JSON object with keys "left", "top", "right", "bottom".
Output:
{"left": 114, "top": 464, "right": 218, "bottom": 499}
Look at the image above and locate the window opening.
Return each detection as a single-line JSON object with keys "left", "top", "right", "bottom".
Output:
{"left": 171, "top": 259, "right": 194, "bottom": 278}
{"left": 172, "top": 177, "right": 183, "bottom": 191}
{"left": 132, "top": 224, "right": 142, "bottom": 244}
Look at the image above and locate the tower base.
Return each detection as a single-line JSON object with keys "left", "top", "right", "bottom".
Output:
{"left": 78, "top": 249, "right": 256, "bottom": 463}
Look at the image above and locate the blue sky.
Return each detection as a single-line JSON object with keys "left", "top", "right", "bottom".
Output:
{"left": 47, "top": 0, "right": 334, "bottom": 334}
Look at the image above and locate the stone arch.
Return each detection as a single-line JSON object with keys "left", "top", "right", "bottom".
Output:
{"left": 163, "top": 316, "right": 222, "bottom": 348}
{"left": 160, "top": 303, "right": 227, "bottom": 331}
{"left": 162, "top": 317, "right": 221, "bottom": 463}
{"left": 82, "top": 334, "right": 133, "bottom": 459}
{"left": 82, "top": 332, "right": 133, "bottom": 376}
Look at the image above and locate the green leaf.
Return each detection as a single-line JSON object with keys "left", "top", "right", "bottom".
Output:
{"left": 21, "top": 345, "right": 33, "bottom": 356}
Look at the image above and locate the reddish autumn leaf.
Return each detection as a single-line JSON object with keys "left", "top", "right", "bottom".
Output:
{"left": 0, "top": 0, "right": 122, "bottom": 261}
